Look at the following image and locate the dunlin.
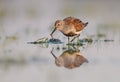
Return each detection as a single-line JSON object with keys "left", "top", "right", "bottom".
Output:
{"left": 50, "top": 17, "right": 88, "bottom": 42}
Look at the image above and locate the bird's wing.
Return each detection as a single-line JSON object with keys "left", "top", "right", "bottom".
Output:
{"left": 63, "top": 17, "right": 84, "bottom": 32}
{"left": 73, "top": 18, "right": 84, "bottom": 32}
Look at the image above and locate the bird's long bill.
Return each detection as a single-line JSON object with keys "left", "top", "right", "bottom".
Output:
{"left": 51, "top": 52, "right": 57, "bottom": 59}
{"left": 84, "top": 22, "right": 88, "bottom": 27}
{"left": 50, "top": 28, "right": 56, "bottom": 38}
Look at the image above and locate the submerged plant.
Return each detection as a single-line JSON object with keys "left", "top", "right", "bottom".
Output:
{"left": 48, "top": 38, "right": 63, "bottom": 44}
{"left": 28, "top": 38, "right": 63, "bottom": 48}
{"left": 28, "top": 37, "right": 49, "bottom": 44}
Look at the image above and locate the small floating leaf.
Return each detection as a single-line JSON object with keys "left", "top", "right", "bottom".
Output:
{"left": 79, "top": 38, "right": 93, "bottom": 43}
{"left": 28, "top": 37, "right": 49, "bottom": 44}
{"left": 62, "top": 47, "right": 67, "bottom": 50}
{"left": 56, "top": 46, "right": 60, "bottom": 50}
{"left": 104, "top": 39, "right": 114, "bottom": 42}
{"left": 36, "top": 37, "right": 49, "bottom": 43}
{"left": 67, "top": 42, "right": 84, "bottom": 46}
{"left": 48, "top": 38, "right": 63, "bottom": 44}
{"left": 97, "top": 33, "right": 106, "bottom": 38}
{"left": 27, "top": 42, "right": 39, "bottom": 44}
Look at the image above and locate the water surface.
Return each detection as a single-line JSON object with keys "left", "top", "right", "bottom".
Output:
{"left": 0, "top": 0, "right": 120, "bottom": 82}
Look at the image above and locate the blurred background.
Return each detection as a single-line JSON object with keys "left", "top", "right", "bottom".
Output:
{"left": 0, "top": 0, "right": 120, "bottom": 82}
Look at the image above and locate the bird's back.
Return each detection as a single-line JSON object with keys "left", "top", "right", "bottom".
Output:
{"left": 63, "top": 17, "right": 85, "bottom": 32}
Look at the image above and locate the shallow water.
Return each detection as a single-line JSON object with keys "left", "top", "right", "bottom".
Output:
{"left": 0, "top": 35, "right": 120, "bottom": 82}
{"left": 0, "top": 0, "right": 120, "bottom": 82}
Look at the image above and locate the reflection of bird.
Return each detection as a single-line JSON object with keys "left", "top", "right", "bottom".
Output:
{"left": 50, "top": 17, "right": 88, "bottom": 42}
{"left": 51, "top": 49, "right": 88, "bottom": 69}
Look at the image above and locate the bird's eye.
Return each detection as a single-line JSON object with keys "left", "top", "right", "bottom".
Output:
{"left": 57, "top": 23, "right": 60, "bottom": 26}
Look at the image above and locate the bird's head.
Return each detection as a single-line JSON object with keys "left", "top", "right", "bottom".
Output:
{"left": 50, "top": 20, "right": 64, "bottom": 38}
{"left": 54, "top": 20, "right": 64, "bottom": 31}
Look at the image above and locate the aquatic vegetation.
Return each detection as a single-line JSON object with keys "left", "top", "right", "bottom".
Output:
{"left": 79, "top": 38, "right": 93, "bottom": 43}
{"left": 28, "top": 38, "right": 63, "bottom": 48}
{"left": 28, "top": 37, "right": 89, "bottom": 48}
{"left": 67, "top": 38, "right": 93, "bottom": 47}
{"left": 56, "top": 46, "right": 60, "bottom": 50}
{"left": 67, "top": 42, "right": 84, "bottom": 47}
{"left": 28, "top": 37, "right": 49, "bottom": 44}
{"left": 104, "top": 39, "right": 114, "bottom": 42}
{"left": 96, "top": 33, "right": 106, "bottom": 38}
{"left": 28, "top": 38, "right": 63, "bottom": 44}
{"left": 5, "top": 36, "right": 19, "bottom": 40}
{"left": 28, "top": 37, "right": 94, "bottom": 49}
{"left": 28, "top": 36, "right": 114, "bottom": 49}
{"left": 62, "top": 47, "right": 67, "bottom": 50}
{"left": 49, "top": 38, "right": 63, "bottom": 44}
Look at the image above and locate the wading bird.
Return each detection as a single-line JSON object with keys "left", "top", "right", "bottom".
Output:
{"left": 50, "top": 17, "right": 88, "bottom": 42}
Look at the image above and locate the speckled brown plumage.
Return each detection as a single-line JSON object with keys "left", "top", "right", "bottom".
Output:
{"left": 63, "top": 17, "right": 85, "bottom": 32}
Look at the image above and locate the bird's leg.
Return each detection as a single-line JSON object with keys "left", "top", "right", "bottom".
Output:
{"left": 70, "top": 37, "right": 76, "bottom": 42}
{"left": 70, "top": 34, "right": 80, "bottom": 42}
{"left": 50, "top": 34, "right": 53, "bottom": 39}
{"left": 68, "top": 36, "right": 70, "bottom": 43}
{"left": 77, "top": 34, "right": 80, "bottom": 40}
